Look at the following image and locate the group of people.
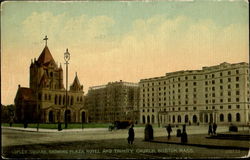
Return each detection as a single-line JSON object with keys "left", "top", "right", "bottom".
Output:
{"left": 166, "top": 124, "right": 187, "bottom": 143}
{"left": 127, "top": 122, "right": 218, "bottom": 145}
{"left": 208, "top": 122, "right": 217, "bottom": 135}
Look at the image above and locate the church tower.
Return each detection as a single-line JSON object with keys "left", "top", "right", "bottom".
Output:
{"left": 29, "top": 36, "right": 64, "bottom": 91}
{"left": 70, "top": 72, "right": 84, "bottom": 92}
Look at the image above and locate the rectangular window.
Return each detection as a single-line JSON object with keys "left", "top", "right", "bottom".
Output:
{"left": 236, "top": 98, "right": 240, "bottom": 102}
{"left": 220, "top": 86, "right": 223, "bottom": 90}
{"left": 220, "top": 106, "right": 223, "bottom": 109}
{"left": 212, "top": 80, "right": 215, "bottom": 84}
{"left": 236, "top": 105, "right": 240, "bottom": 109}
{"left": 220, "top": 79, "right": 223, "bottom": 83}
{"left": 220, "top": 72, "right": 223, "bottom": 76}
{"left": 193, "top": 82, "right": 197, "bottom": 86}
{"left": 228, "top": 71, "right": 231, "bottom": 75}
{"left": 205, "top": 94, "right": 208, "bottom": 98}
{"left": 236, "top": 70, "right": 239, "bottom": 74}
{"left": 228, "top": 78, "right": 231, "bottom": 82}
{"left": 228, "top": 105, "right": 231, "bottom": 109}
{"left": 236, "top": 77, "right": 239, "bottom": 81}
{"left": 236, "top": 90, "right": 240, "bottom": 95}
{"left": 228, "top": 98, "right": 231, "bottom": 102}
{"left": 236, "top": 84, "right": 239, "bottom": 88}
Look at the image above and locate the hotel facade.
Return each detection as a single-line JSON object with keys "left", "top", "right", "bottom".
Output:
{"left": 139, "top": 62, "right": 250, "bottom": 126}
{"left": 85, "top": 81, "right": 140, "bottom": 123}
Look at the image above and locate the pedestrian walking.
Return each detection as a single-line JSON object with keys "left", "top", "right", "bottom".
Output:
{"left": 212, "top": 122, "right": 217, "bottom": 135}
{"left": 181, "top": 124, "right": 187, "bottom": 144}
{"left": 9, "top": 117, "right": 13, "bottom": 127}
{"left": 166, "top": 124, "right": 172, "bottom": 139}
{"left": 127, "top": 124, "right": 134, "bottom": 145}
{"left": 208, "top": 123, "right": 213, "bottom": 135}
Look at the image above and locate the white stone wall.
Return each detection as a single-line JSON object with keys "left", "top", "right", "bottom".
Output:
{"left": 139, "top": 62, "right": 250, "bottom": 126}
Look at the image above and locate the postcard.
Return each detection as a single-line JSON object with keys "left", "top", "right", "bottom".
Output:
{"left": 1, "top": 0, "right": 249, "bottom": 159}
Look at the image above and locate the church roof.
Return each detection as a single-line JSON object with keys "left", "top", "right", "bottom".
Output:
{"left": 16, "top": 87, "right": 35, "bottom": 101}
{"left": 37, "top": 46, "right": 55, "bottom": 65}
{"left": 72, "top": 73, "right": 81, "bottom": 87}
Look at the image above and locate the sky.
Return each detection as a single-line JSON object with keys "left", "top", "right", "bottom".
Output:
{"left": 1, "top": 0, "right": 249, "bottom": 105}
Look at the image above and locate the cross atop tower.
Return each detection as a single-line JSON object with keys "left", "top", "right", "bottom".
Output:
{"left": 43, "top": 35, "right": 48, "bottom": 46}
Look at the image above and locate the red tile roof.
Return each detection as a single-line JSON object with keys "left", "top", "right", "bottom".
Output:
{"left": 16, "top": 87, "right": 35, "bottom": 101}
{"left": 37, "top": 46, "right": 55, "bottom": 65}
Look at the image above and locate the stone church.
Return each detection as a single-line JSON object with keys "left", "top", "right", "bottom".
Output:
{"left": 14, "top": 38, "right": 88, "bottom": 123}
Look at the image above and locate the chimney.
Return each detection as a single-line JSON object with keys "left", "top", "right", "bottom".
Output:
{"left": 18, "top": 84, "right": 20, "bottom": 88}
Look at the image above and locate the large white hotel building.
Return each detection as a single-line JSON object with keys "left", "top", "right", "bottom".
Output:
{"left": 139, "top": 62, "right": 249, "bottom": 126}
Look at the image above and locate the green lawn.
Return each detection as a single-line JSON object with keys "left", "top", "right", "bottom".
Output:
{"left": 1, "top": 123, "right": 160, "bottom": 129}
{"left": 1, "top": 123, "right": 111, "bottom": 129}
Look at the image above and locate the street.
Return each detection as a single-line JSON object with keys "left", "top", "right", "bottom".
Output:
{"left": 2, "top": 126, "right": 249, "bottom": 159}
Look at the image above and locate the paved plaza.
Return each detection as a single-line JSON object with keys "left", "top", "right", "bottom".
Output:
{"left": 2, "top": 125, "right": 250, "bottom": 159}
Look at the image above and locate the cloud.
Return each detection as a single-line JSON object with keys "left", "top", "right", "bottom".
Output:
{"left": 2, "top": 12, "right": 248, "bottom": 105}
{"left": 21, "top": 12, "right": 116, "bottom": 54}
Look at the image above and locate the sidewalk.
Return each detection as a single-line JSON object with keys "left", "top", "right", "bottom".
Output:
{"left": 152, "top": 133, "right": 250, "bottom": 150}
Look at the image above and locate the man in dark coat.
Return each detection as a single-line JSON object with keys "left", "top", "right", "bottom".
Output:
{"left": 208, "top": 123, "right": 213, "bottom": 135}
{"left": 166, "top": 124, "right": 172, "bottom": 139}
{"left": 128, "top": 124, "right": 135, "bottom": 145}
{"left": 212, "top": 122, "right": 217, "bottom": 135}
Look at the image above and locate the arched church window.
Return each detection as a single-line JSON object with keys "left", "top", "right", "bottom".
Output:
{"left": 59, "top": 95, "right": 62, "bottom": 105}
{"left": 38, "top": 93, "right": 42, "bottom": 100}
{"left": 71, "top": 96, "right": 74, "bottom": 105}
{"left": 55, "top": 95, "right": 58, "bottom": 105}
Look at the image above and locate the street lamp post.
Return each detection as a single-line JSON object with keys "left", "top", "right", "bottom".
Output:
{"left": 64, "top": 48, "right": 70, "bottom": 129}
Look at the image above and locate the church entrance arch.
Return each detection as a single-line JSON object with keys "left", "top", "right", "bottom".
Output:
{"left": 81, "top": 111, "right": 86, "bottom": 123}
{"left": 49, "top": 111, "right": 54, "bottom": 123}
{"left": 193, "top": 115, "right": 197, "bottom": 123}
{"left": 64, "top": 110, "right": 71, "bottom": 123}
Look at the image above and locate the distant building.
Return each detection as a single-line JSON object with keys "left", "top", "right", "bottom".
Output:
{"left": 85, "top": 81, "right": 139, "bottom": 123}
{"left": 14, "top": 38, "right": 88, "bottom": 123}
{"left": 139, "top": 62, "right": 250, "bottom": 126}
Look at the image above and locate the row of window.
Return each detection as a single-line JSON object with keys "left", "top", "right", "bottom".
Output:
{"left": 142, "top": 104, "right": 243, "bottom": 111}
{"left": 38, "top": 93, "right": 83, "bottom": 105}
{"left": 141, "top": 69, "right": 246, "bottom": 87}
{"left": 142, "top": 96, "right": 243, "bottom": 107}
